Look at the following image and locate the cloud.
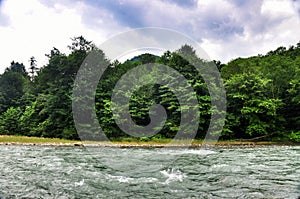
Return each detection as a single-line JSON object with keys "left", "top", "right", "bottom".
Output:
{"left": 82, "top": 0, "right": 144, "bottom": 28}
{"left": 0, "top": 0, "right": 126, "bottom": 73}
{"left": 0, "top": 0, "right": 84, "bottom": 71}
{"left": 0, "top": 0, "right": 10, "bottom": 26}
{"left": 77, "top": 0, "right": 300, "bottom": 62}
{"left": 116, "top": 0, "right": 299, "bottom": 62}
{"left": 219, "top": 0, "right": 300, "bottom": 61}
{"left": 163, "top": 0, "right": 197, "bottom": 8}
{"left": 0, "top": 0, "right": 299, "bottom": 73}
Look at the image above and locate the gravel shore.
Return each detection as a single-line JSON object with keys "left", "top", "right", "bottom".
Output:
{"left": 0, "top": 141, "right": 298, "bottom": 148}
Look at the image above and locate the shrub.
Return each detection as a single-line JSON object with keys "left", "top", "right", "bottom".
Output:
{"left": 289, "top": 131, "right": 300, "bottom": 142}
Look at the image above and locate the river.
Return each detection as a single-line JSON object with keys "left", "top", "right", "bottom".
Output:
{"left": 0, "top": 145, "right": 299, "bottom": 198}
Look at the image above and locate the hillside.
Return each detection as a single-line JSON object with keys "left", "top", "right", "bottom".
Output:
{"left": 0, "top": 37, "right": 299, "bottom": 142}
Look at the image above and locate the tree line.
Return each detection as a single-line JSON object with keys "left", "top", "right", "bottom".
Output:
{"left": 0, "top": 36, "right": 299, "bottom": 142}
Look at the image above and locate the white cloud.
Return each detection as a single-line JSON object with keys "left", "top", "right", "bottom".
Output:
{"left": 219, "top": 0, "right": 300, "bottom": 61}
{"left": 0, "top": 0, "right": 299, "bottom": 73}
{"left": 109, "top": 0, "right": 299, "bottom": 62}
{"left": 261, "top": 0, "right": 295, "bottom": 16}
{"left": 0, "top": 0, "right": 126, "bottom": 73}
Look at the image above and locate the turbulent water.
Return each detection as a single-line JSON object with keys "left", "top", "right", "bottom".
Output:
{"left": 0, "top": 145, "right": 299, "bottom": 198}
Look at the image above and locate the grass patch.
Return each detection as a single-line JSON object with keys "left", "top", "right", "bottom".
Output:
{"left": 0, "top": 135, "right": 298, "bottom": 146}
{"left": 0, "top": 135, "right": 79, "bottom": 144}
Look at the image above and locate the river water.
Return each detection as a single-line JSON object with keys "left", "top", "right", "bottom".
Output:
{"left": 0, "top": 145, "right": 299, "bottom": 198}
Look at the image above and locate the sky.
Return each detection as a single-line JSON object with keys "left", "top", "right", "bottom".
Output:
{"left": 0, "top": 0, "right": 299, "bottom": 73}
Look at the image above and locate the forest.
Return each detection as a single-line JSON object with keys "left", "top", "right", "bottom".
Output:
{"left": 0, "top": 36, "right": 299, "bottom": 142}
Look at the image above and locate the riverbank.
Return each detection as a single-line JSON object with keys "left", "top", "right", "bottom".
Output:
{"left": 0, "top": 135, "right": 299, "bottom": 148}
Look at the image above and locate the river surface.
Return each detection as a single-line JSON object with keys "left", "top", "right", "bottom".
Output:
{"left": 0, "top": 145, "right": 299, "bottom": 198}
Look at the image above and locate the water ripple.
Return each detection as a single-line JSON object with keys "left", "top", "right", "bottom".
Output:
{"left": 0, "top": 145, "right": 299, "bottom": 198}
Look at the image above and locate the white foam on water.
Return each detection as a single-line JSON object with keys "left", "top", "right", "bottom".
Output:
{"left": 106, "top": 174, "right": 158, "bottom": 183}
{"left": 158, "top": 149, "right": 217, "bottom": 156}
{"left": 136, "top": 177, "right": 158, "bottom": 183}
{"left": 106, "top": 174, "right": 134, "bottom": 183}
{"left": 211, "top": 164, "right": 228, "bottom": 168}
{"left": 160, "top": 168, "right": 186, "bottom": 184}
{"left": 74, "top": 179, "right": 84, "bottom": 187}
{"left": 178, "top": 149, "right": 217, "bottom": 156}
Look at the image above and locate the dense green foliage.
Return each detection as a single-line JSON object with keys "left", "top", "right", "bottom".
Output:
{"left": 0, "top": 36, "right": 299, "bottom": 142}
